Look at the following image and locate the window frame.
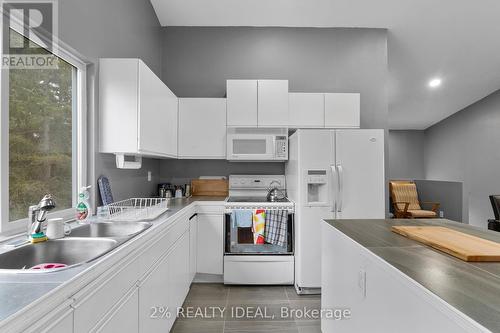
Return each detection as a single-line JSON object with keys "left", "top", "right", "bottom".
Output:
{"left": 0, "top": 25, "right": 88, "bottom": 234}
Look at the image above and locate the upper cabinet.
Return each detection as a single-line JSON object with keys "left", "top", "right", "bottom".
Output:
{"left": 227, "top": 80, "right": 289, "bottom": 127}
{"left": 288, "top": 92, "right": 360, "bottom": 129}
{"left": 178, "top": 98, "right": 227, "bottom": 159}
{"left": 289, "top": 93, "right": 325, "bottom": 128}
{"left": 99, "top": 58, "right": 178, "bottom": 159}
{"left": 257, "top": 80, "right": 289, "bottom": 127}
{"left": 226, "top": 80, "right": 258, "bottom": 127}
{"left": 324, "top": 93, "right": 360, "bottom": 128}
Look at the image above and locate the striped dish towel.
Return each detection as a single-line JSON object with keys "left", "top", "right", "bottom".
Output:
{"left": 264, "top": 210, "right": 288, "bottom": 247}
{"left": 252, "top": 209, "right": 266, "bottom": 244}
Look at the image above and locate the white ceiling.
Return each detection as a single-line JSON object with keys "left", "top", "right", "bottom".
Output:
{"left": 150, "top": 0, "right": 500, "bottom": 129}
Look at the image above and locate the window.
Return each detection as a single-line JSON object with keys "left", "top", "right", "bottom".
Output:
{"left": 1, "top": 29, "right": 87, "bottom": 233}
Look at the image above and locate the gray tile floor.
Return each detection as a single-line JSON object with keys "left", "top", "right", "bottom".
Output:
{"left": 171, "top": 284, "right": 321, "bottom": 333}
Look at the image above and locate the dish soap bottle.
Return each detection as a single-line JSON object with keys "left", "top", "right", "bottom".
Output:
{"left": 76, "top": 186, "right": 92, "bottom": 223}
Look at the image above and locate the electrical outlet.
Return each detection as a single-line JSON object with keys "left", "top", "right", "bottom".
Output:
{"left": 358, "top": 269, "right": 366, "bottom": 299}
{"left": 147, "top": 171, "right": 152, "bottom": 182}
{"left": 439, "top": 210, "right": 444, "bottom": 218}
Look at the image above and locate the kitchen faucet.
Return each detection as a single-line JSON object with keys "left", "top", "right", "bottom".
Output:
{"left": 28, "top": 194, "right": 56, "bottom": 236}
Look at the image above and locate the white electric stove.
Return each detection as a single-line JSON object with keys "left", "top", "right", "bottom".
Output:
{"left": 223, "top": 175, "right": 295, "bottom": 285}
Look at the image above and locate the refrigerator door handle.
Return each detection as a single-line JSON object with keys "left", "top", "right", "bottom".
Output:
{"left": 330, "top": 165, "right": 337, "bottom": 213}
{"left": 337, "top": 164, "right": 344, "bottom": 212}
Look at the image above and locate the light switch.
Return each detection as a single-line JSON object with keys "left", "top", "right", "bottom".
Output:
{"left": 147, "top": 171, "right": 152, "bottom": 182}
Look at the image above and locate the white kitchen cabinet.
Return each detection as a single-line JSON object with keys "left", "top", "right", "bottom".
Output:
{"left": 138, "top": 218, "right": 191, "bottom": 333}
{"left": 178, "top": 98, "right": 227, "bottom": 159}
{"left": 288, "top": 93, "right": 325, "bottom": 128}
{"left": 99, "top": 58, "right": 178, "bottom": 159}
{"left": 169, "top": 232, "right": 191, "bottom": 313}
{"left": 324, "top": 93, "right": 360, "bottom": 128}
{"left": 227, "top": 79, "right": 289, "bottom": 127}
{"left": 139, "top": 247, "right": 173, "bottom": 332}
{"left": 44, "top": 312, "right": 73, "bottom": 333}
{"left": 227, "top": 80, "right": 258, "bottom": 126}
{"left": 26, "top": 305, "right": 74, "bottom": 333}
{"left": 189, "top": 213, "right": 198, "bottom": 281}
{"left": 257, "top": 80, "right": 289, "bottom": 127}
{"left": 96, "top": 289, "right": 139, "bottom": 333}
{"left": 73, "top": 256, "right": 141, "bottom": 333}
{"left": 197, "top": 214, "right": 224, "bottom": 275}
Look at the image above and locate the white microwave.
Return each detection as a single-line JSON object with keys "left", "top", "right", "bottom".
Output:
{"left": 226, "top": 127, "right": 288, "bottom": 161}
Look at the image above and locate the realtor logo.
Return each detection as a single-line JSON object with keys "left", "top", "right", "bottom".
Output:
{"left": 1, "top": 0, "right": 59, "bottom": 69}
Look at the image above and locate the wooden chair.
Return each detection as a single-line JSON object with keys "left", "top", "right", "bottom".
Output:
{"left": 389, "top": 181, "right": 440, "bottom": 218}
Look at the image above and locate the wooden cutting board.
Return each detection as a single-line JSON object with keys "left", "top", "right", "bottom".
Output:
{"left": 191, "top": 179, "right": 228, "bottom": 197}
{"left": 391, "top": 226, "right": 500, "bottom": 262}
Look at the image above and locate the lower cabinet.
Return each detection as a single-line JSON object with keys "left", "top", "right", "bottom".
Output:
{"left": 189, "top": 213, "right": 198, "bottom": 281}
{"left": 25, "top": 305, "right": 74, "bottom": 333}
{"left": 96, "top": 289, "right": 139, "bottom": 333}
{"left": 43, "top": 311, "right": 73, "bottom": 333}
{"left": 138, "top": 230, "right": 191, "bottom": 333}
{"left": 168, "top": 232, "right": 191, "bottom": 313}
{"left": 27, "top": 204, "right": 223, "bottom": 333}
{"left": 197, "top": 214, "right": 224, "bottom": 275}
{"left": 138, "top": 248, "right": 173, "bottom": 332}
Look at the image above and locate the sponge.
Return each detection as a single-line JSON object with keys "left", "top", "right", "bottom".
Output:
{"left": 30, "top": 232, "right": 48, "bottom": 244}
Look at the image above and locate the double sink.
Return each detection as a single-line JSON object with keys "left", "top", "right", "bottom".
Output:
{"left": 0, "top": 222, "right": 152, "bottom": 272}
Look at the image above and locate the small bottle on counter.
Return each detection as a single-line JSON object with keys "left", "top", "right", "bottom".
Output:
{"left": 76, "top": 186, "right": 92, "bottom": 223}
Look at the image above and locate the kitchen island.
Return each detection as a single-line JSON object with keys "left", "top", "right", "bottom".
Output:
{"left": 322, "top": 218, "right": 500, "bottom": 333}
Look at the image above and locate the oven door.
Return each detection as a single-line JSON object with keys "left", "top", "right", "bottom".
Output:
{"left": 227, "top": 134, "right": 275, "bottom": 161}
{"left": 224, "top": 211, "right": 294, "bottom": 255}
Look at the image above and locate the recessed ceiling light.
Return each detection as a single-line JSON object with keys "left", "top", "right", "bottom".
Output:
{"left": 428, "top": 78, "right": 442, "bottom": 88}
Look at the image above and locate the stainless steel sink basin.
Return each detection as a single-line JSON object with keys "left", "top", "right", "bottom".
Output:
{"left": 0, "top": 238, "right": 118, "bottom": 271}
{"left": 68, "top": 222, "right": 152, "bottom": 238}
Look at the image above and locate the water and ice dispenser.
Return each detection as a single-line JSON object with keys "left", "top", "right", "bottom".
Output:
{"left": 306, "top": 170, "right": 328, "bottom": 205}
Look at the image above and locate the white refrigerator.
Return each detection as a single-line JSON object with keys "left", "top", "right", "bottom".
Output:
{"left": 286, "top": 129, "right": 385, "bottom": 294}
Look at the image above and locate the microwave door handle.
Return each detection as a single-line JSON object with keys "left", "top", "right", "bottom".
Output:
{"left": 330, "top": 165, "right": 337, "bottom": 213}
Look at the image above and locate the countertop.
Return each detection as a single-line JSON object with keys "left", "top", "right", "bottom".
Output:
{"left": 324, "top": 218, "right": 500, "bottom": 332}
{"left": 0, "top": 196, "right": 227, "bottom": 328}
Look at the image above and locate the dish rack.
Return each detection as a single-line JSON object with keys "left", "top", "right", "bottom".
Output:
{"left": 105, "top": 198, "right": 169, "bottom": 222}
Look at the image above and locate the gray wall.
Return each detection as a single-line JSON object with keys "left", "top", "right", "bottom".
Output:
{"left": 425, "top": 89, "right": 500, "bottom": 228}
{"left": 414, "top": 180, "right": 464, "bottom": 223}
{"left": 161, "top": 27, "right": 388, "bottom": 189}
{"left": 58, "top": 0, "right": 163, "bottom": 205}
{"left": 162, "top": 27, "right": 388, "bottom": 130}
{"left": 159, "top": 160, "right": 285, "bottom": 185}
{"left": 388, "top": 130, "right": 425, "bottom": 180}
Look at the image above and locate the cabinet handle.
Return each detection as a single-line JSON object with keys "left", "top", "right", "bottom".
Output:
{"left": 337, "top": 164, "right": 343, "bottom": 212}
{"left": 189, "top": 213, "right": 198, "bottom": 220}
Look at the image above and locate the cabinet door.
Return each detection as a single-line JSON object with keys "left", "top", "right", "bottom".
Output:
{"left": 258, "top": 80, "right": 289, "bottom": 127}
{"left": 227, "top": 80, "right": 258, "bottom": 126}
{"left": 99, "top": 59, "right": 139, "bottom": 154}
{"left": 289, "top": 93, "right": 324, "bottom": 128}
{"left": 139, "top": 251, "right": 174, "bottom": 333}
{"left": 324, "top": 93, "right": 360, "bottom": 128}
{"left": 178, "top": 98, "right": 226, "bottom": 158}
{"left": 197, "top": 214, "right": 223, "bottom": 275}
{"left": 163, "top": 86, "right": 179, "bottom": 157}
{"left": 138, "top": 60, "right": 178, "bottom": 157}
{"left": 189, "top": 214, "right": 198, "bottom": 281}
{"left": 169, "top": 232, "right": 191, "bottom": 313}
{"left": 97, "top": 289, "right": 139, "bottom": 333}
{"left": 33, "top": 308, "right": 74, "bottom": 333}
